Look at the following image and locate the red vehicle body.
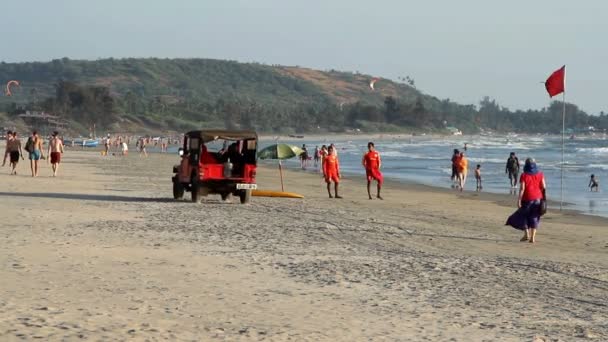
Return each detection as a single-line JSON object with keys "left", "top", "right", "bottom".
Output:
{"left": 172, "top": 130, "right": 258, "bottom": 204}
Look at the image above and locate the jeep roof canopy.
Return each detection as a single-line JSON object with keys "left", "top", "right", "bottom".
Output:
{"left": 185, "top": 130, "right": 258, "bottom": 143}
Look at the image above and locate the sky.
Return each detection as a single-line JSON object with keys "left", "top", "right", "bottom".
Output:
{"left": 3, "top": 0, "right": 607, "bottom": 113}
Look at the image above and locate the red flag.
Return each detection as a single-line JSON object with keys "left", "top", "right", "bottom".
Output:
{"left": 545, "top": 65, "right": 565, "bottom": 97}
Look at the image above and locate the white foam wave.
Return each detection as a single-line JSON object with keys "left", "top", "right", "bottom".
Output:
{"left": 576, "top": 147, "right": 608, "bottom": 155}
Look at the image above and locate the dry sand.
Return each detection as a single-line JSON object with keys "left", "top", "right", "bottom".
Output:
{"left": 1, "top": 149, "right": 607, "bottom": 341}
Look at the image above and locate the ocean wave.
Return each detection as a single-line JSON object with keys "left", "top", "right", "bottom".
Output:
{"left": 588, "top": 164, "right": 608, "bottom": 170}
{"left": 467, "top": 157, "right": 506, "bottom": 164}
{"left": 575, "top": 147, "right": 608, "bottom": 154}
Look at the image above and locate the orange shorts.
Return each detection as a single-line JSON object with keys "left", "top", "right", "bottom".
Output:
{"left": 366, "top": 168, "right": 383, "bottom": 184}
{"left": 325, "top": 172, "right": 339, "bottom": 183}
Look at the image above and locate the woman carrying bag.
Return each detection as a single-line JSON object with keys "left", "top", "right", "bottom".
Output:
{"left": 506, "top": 158, "right": 547, "bottom": 243}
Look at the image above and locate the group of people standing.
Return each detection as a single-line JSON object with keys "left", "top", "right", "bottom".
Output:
{"left": 309, "top": 142, "right": 383, "bottom": 200}
{"left": 2, "top": 130, "right": 64, "bottom": 177}
{"left": 449, "top": 146, "right": 547, "bottom": 243}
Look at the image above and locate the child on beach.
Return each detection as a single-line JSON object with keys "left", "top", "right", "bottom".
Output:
{"left": 475, "top": 164, "right": 482, "bottom": 191}
{"left": 589, "top": 174, "right": 599, "bottom": 192}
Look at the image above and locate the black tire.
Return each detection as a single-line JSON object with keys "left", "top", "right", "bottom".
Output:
{"left": 221, "top": 192, "right": 232, "bottom": 201}
{"left": 191, "top": 181, "right": 201, "bottom": 203}
{"left": 239, "top": 189, "right": 251, "bottom": 204}
{"left": 173, "top": 181, "right": 185, "bottom": 200}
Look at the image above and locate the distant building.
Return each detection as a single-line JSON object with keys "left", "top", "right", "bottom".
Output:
{"left": 446, "top": 126, "right": 463, "bottom": 135}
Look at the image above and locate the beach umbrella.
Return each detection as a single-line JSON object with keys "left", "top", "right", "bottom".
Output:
{"left": 258, "top": 143, "right": 304, "bottom": 191}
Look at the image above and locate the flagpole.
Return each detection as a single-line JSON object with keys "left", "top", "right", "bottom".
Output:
{"left": 560, "top": 91, "right": 565, "bottom": 210}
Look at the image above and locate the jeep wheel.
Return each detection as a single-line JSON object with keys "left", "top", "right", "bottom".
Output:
{"left": 173, "top": 181, "right": 185, "bottom": 200}
{"left": 191, "top": 182, "right": 202, "bottom": 203}
{"left": 221, "top": 192, "right": 232, "bottom": 201}
{"left": 239, "top": 189, "right": 251, "bottom": 204}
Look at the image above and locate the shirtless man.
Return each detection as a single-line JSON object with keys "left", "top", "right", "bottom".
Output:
{"left": 48, "top": 131, "right": 64, "bottom": 176}
{"left": 28, "top": 130, "right": 44, "bottom": 177}
{"left": 3, "top": 131, "right": 24, "bottom": 175}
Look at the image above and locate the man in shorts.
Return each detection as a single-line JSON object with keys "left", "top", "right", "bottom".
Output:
{"left": 505, "top": 152, "right": 520, "bottom": 188}
{"left": 3, "top": 131, "right": 24, "bottom": 175}
{"left": 28, "top": 130, "right": 44, "bottom": 177}
{"left": 48, "top": 131, "right": 64, "bottom": 177}
{"left": 323, "top": 145, "right": 342, "bottom": 198}
{"left": 362, "top": 142, "right": 383, "bottom": 200}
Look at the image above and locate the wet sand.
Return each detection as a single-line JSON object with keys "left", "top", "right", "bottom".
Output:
{"left": 1, "top": 149, "right": 607, "bottom": 341}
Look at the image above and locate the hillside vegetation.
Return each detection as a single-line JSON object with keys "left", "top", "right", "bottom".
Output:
{"left": 1, "top": 58, "right": 607, "bottom": 134}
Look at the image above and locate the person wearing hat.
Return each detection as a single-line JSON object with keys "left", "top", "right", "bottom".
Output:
{"left": 48, "top": 131, "right": 64, "bottom": 177}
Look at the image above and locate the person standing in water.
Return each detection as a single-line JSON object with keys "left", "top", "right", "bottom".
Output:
{"left": 47, "top": 131, "right": 64, "bottom": 177}
{"left": 589, "top": 174, "right": 599, "bottom": 192}
{"left": 362, "top": 142, "right": 383, "bottom": 200}
{"left": 475, "top": 164, "right": 482, "bottom": 191}
{"left": 505, "top": 152, "right": 520, "bottom": 188}
{"left": 323, "top": 145, "right": 342, "bottom": 198}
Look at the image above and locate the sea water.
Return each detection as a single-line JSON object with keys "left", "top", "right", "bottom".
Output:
{"left": 276, "top": 134, "right": 608, "bottom": 218}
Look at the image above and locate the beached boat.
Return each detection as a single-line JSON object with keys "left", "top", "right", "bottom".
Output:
{"left": 64, "top": 139, "right": 100, "bottom": 147}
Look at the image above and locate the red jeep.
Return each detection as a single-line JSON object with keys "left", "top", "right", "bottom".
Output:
{"left": 172, "top": 130, "right": 258, "bottom": 204}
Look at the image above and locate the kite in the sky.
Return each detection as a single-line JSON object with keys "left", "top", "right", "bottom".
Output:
{"left": 5, "top": 80, "right": 20, "bottom": 96}
{"left": 369, "top": 77, "right": 380, "bottom": 90}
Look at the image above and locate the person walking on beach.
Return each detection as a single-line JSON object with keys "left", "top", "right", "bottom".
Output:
{"left": 138, "top": 137, "right": 148, "bottom": 157}
{"left": 121, "top": 141, "right": 129, "bottom": 156}
{"left": 103, "top": 134, "right": 110, "bottom": 156}
{"left": 313, "top": 146, "right": 320, "bottom": 168}
{"left": 26, "top": 130, "right": 44, "bottom": 177}
{"left": 589, "top": 174, "right": 599, "bottom": 192}
{"left": 456, "top": 152, "right": 468, "bottom": 191}
{"left": 3, "top": 131, "right": 24, "bottom": 175}
{"left": 47, "top": 131, "right": 64, "bottom": 177}
{"left": 319, "top": 145, "right": 328, "bottom": 174}
{"left": 515, "top": 158, "right": 546, "bottom": 243}
{"left": 475, "top": 164, "right": 482, "bottom": 191}
{"left": 362, "top": 142, "right": 383, "bottom": 200}
{"left": 505, "top": 152, "right": 520, "bottom": 188}
{"left": 451, "top": 149, "right": 461, "bottom": 186}
{"left": 323, "top": 145, "right": 342, "bottom": 198}
{"left": 300, "top": 144, "right": 308, "bottom": 169}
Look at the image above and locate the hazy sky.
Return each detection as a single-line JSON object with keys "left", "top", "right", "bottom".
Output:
{"left": 3, "top": 0, "right": 607, "bottom": 113}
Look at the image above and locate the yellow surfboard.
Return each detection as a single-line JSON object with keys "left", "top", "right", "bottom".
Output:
{"left": 252, "top": 189, "right": 304, "bottom": 198}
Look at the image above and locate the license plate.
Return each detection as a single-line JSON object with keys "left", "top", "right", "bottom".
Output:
{"left": 236, "top": 183, "right": 257, "bottom": 190}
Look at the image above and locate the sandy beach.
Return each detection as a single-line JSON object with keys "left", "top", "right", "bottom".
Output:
{"left": 1, "top": 149, "right": 607, "bottom": 341}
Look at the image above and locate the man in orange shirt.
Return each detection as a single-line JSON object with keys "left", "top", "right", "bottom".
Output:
{"left": 362, "top": 142, "right": 383, "bottom": 200}
{"left": 457, "top": 152, "right": 468, "bottom": 191}
{"left": 323, "top": 145, "right": 342, "bottom": 198}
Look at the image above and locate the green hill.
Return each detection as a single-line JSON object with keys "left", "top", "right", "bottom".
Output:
{"left": 0, "top": 58, "right": 434, "bottom": 133}
{"left": 1, "top": 58, "right": 606, "bottom": 134}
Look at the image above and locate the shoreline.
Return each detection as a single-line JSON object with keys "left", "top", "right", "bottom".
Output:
{"left": 263, "top": 161, "right": 608, "bottom": 226}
